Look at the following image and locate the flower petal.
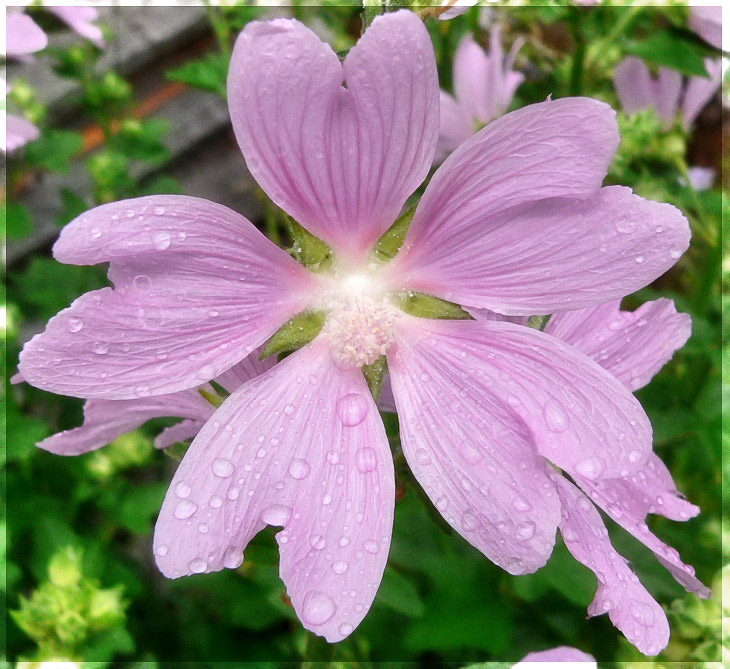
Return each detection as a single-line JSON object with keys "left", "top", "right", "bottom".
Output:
{"left": 388, "top": 320, "right": 562, "bottom": 575}
{"left": 5, "top": 13, "right": 47, "bottom": 57}
{"left": 37, "top": 391, "right": 211, "bottom": 456}
{"left": 574, "top": 473, "right": 709, "bottom": 597}
{"left": 154, "top": 419, "right": 206, "bottom": 450}
{"left": 18, "top": 196, "right": 313, "bottom": 399}
{"left": 545, "top": 298, "right": 691, "bottom": 391}
{"left": 228, "top": 11, "right": 438, "bottom": 260}
{"left": 553, "top": 473, "right": 670, "bottom": 656}
{"left": 389, "top": 186, "right": 690, "bottom": 315}
{"left": 516, "top": 646, "right": 596, "bottom": 665}
{"left": 47, "top": 6, "right": 104, "bottom": 47}
{"left": 392, "top": 317, "right": 652, "bottom": 481}
{"left": 435, "top": 91, "right": 473, "bottom": 162}
{"left": 689, "top": 6, "right": 722, "bottom": 49}
{"left": 3, "top": 113, "right": 40, "bottom": 153}
{"left": 453, "top": 33, "right": 492, "bottom": 122}
{"left": 153, "top": 339, "right": 394, "bottom": 642}
{"left": 682, "top": 58, "right": 722, "bottom": 130}
{"left": 613, "top": 57, "right": 654, "bottom": 115}
{"left": 653, "top": 68, "right": 682, "bottom": 127}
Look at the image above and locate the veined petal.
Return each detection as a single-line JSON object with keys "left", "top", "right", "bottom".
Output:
{"left": 155, "top": 419, "right": 206, "bottom": 450}
{"left": 5, "top": 13, "right": 47, "bottom": 57}
{"left": 614, "top": 57, "right": 654, "bottom": 115}
{"left": 575, "top": 473, "right": 709, "bottom": 597}
{"left": 37, "top": 391, "right": 211, "bottom": 456}
{"left": 153, "top": 339, "right": 394, "bottom": 643}
{"left": 389, "top": 320, "right": 562, "bottom": 574}
{"left": 18, "top": 196, "right": 313, "bottom": 399}
{"left": 228, "top": 11, "right": 438, "bottom": 260}
{"left": 545, "top": 298, "right": 691, "bottom": 391}
{"left": 392, "top": 318, "right": 652, "bottom": 481}
{"left": 389, "top": 186, "right": 690, "bottom": 315}
{"left": 553, "top": 474, "right": 669, "bottom": 656}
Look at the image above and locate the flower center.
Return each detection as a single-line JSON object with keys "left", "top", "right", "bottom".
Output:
{"left": 320, "top": 272, "right": 399, "bottom": 368}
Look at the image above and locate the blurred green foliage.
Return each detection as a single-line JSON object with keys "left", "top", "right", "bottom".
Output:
{"left": 3, "top": 2, "right": 725, "bottom": 665}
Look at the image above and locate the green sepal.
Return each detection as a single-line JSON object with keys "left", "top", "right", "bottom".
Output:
{"left": 527, "top": 315, "right": 549, "bottom": 331}
{"left": 397, "top": 291, "right": 472, "bottom": 320}
{"left": 363, "top": 356, "right": 386, "bottom": 401}
{"left": 259, "top": 310, "right": 326, "bottom": 360}
{"left": 163, "top": 442, "right": 189, "bottom": 461}
{"left": 198, "top": 388, "right": 224, "bottom": 408}
{"left": 286, "top": 216, "right": 333, "bottom": 269}
{"left": 372, "top": 205, "right": 415, "bottom": 262}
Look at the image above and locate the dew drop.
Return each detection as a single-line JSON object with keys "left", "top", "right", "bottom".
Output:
{"left": 92, "top": 341, "right": 109, "bottom": 355}
{"left": 363, "top": 539, "right": 379, "bottom": 554}
{"left": 634, "top": 255, "right": 645, "bottom": 264}
{"left": 302, "top": 591, "right": 336, "bottom": 625}
{"left": 223, "top": 546, "right": 244, "bottom": 569}
{"left": 575, "top": 456, "right": 606, "bottom": 480}
{"left": 628, "top": 450, "right": 642, "bottom": 464}
{"left": 309, "top": 535, "right": 326, "bottom": 550}
{"left": 669, "top": 247, "right": 682, "bottom": 259}
{"left": 133, "top": 275, "right": 151, "bottom": 290}
{"left": 338, "top": 623, "right": 353, "bottom": 636}
{"left": 543, "top": 399, "right": 569, "bottom": 432}
{"left": 616, "top": 219, "right": 635, "bottom": 234}
{"left": 332, "top": 560, "right": 349, "bottom": 574}
{"left": 512, "top": 495, "right": 532, "bottom": 512}
{"left": 356, "top": 448, "right": 377, "bottom": 473}
{"left": 174, "top": 499, "right": 198, "bottom": 519}
{"left": 283, "top": 403, "right": 295, "bottom": 416}
{"left": 156, "top": 544, "right": 168, "bottom": 556}
{"left": 288, "top": 458, "right": 311, "bottom": 480}
{"left": 461, "top": 511, "right": 479, "bottom": 531}
{"left": 435, "top": 496, "right": 448, "bottom": 511}
{"left": 516, "top": 521, "right": 536, "bottom": 541}
{"left": 188, "top": 558, "right": 207, "bottom": 573}
{"left": 175, "top": 481, "right": 191, "bottom": 498}
{"left": 153, "top": 231, "right": 171, "bottom": 250}
{"left": 415, "top": 448, "right": 431, "bottom": 465}
{"left": 198, "top": 523, "right": 209, "bottom": 534}
{"left": 153, "top": 206, "right": 166, "bottom": 215}
{"left": 67, "top": 317, "right": 84, "bottom": 333}
{"left": 336, "top": 393, "right": 369, "bottom": 427}
{"left": 209, "top": 495, "right": 223, "bottom": 509}
{"left": 261, "top": 504, "right": 291, "bottom": 526}
{"left": 212, "top": 458, "right": 234, "bottom": 478}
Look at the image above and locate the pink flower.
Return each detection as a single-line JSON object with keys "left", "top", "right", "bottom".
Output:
{"left": 47, "top": 6, "right": 105, "bottom": 48}
{"left": 437, "top": 26, "right": 524, "bottom": 160}
{"left": 689, "top": 5, "right": 722, "bottom": 50}
{"left": 19, "top": 11, "right": 695, "bottom": 644}
{"left": 5, "top": 11, "right": 48, "bottom": 58}
{"left": 3, "top": 111, "right": 40, "bottom": 153}
{"left": 438, "top": 0, "right": 478, "bottom": 21}
{"left": 613, "top": 56, "right": 722, "bottom": 130}
{"left": 515, "top": 646, "right": 596, "bottom": 665}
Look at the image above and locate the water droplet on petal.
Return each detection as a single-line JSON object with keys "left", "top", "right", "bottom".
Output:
{"left": 336, "top": 393, "right": 369, "bottom": 427}
{"left": 512, "top": 495, "right": 532, "bottom": 512}
{"left": 156, "top": 545, "right": 168, "bottom": 556}
{"left": 212, "top": 458, "right": 234, "bottom": 478}
{"left": 175, "top": 481, "right": 191, "bottom": 498}
{"left": 288, "top": 458, "right": 311, "bottom": 479}
{"left": 669, "top": 247, "right": 682, "bottom": 259}
{"left": 153, "top": 231, "right": 171, "bottom": 250}
{"left": 154, "top": 206, "right": 166, "bottom": 215}
{"left": 628, "top": 450, "right": 642, "bottom": 463}
{"left": 415, "top": 448, "right": 431, "bottom": 465}
{"left": 189, "top": 558, "right": 207, "bottom": 573}
{"left": 516, "top": 521, "right": 536, "bottom": 541}
{"left": 209, "top": 495, "right": 223, "bottom": 509}
{"left": 135, "top": 384, "right": 151, "bottom": 397}
{"left": 338, "top": 623, "right": 353, "bottom": 636}
{"left": 363, "top": 539, "right": 379, "bottom": 554}
{"left": 616, "top": 219, "right": 635, "bottom": 234}
{"left": 283, "top": 403, "right": 295, "bottom": 415}
{"left": 133, "top": 275, "right": 151, "bottom": 290}
{"left": 198, "top": 523, "right": 209, "bottom": 534}
{"left": 302, "top": 591, "right": 336, "bottom": 625}
{"left": 92, "top": 341, "right": 109, "bottom": 355}
{"left": 174, "top": 499, "right": 198, "bottom": 519}
{"left": 309, "top": 535, "right": 326, "bottom": 550}
{"left": 223, "top": 546, "right": 244, "bottom": 569}
{"left": 261, "top": 504, "right": 291, "bottom": 526}
{"left": 435, "top": 496, "right": 448, "bottom": 511}
{"left": 356, "top": 448, "right": 377, "bottom": 473}
{"left": 67, "top": 317, "right": 84, "bottom": 333}
{"left": 575, "top": 456, "right": 606, "bottom": 480}
{"left": 332, "top": 560, "right": 349, "bottom": 574}
{"left": 543, "top": 399, "right": 569, "bottom": 432}
{"left": 461, "top": 511, "right": 479, "bottom": 531}
{"left": 634, "top": 255, "right": 645, "bottom": 264}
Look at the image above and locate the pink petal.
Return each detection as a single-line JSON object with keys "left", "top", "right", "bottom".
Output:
{"left": 228, "top": 11, "right": 438, "bottom": 260}
{"left": 687, "top": 166, "right": 715, "bottom": 191}
{"left": 689, "top": 6, "right": 722, "bottom": 49}
{"left": 389, "top": 320, "right": 564, "bottom": 575}
{"left": 38, "top": 391, "right": 211, "bottom": 456}
{"left": 153, "top": 339, "right": 394, "bottom": 642}
{"left": 545, "top": 298, "right": 691, "bottom": 391}
{"left": 3, "top": 113, "right": 40, "bottom": 153}
{"left": 553, "top": 473, "right": 670, "bottom": 656}
{"left": 154, "top": 419, "right": 206, "bottom": 450}
{"left": 517, "top": 646, "right": 596, "bottom": 664}
{"left": 5, "top": 13, "right": 47, "bottom": 57}
{"left": 453, "top": 33, "right": 492, "bottom": 122}
{"left": 47, "top": 6, "right": 104, "bottom": 47}
{"left": 435, "top": 91, "right": 473, "bottom": 162}
{"left": 682, "top": 58, "right": 722, "bottom": 130}
{"left": 614, "top": 57, "right": 654, "bottom": 115}
{"left": 574, "top": 472, "right": 710, "bottom": 597}
{"left": 377, "top": 373, "right": 397, "bottom": 413}
{"left": 18, "top": 195, "right": 314, "bottom": 399}
{"left": 438, "top": 0, "right": 478, "bottom": 20}
{"left": 390, "top": 185, "right": 690, "bottom": 315}
{"left": 654, "top": 67, "right": 683, "bottom": 127}
{"left": 392, "top": 317, "right": 653, "bottom": 481}
{"left": 214, "top": 352, "right": 275, "bottom": 394}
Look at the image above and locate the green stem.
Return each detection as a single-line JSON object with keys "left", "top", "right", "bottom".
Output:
{"left": 569, "top": 29, "right": 586, "bottom": 96}
{"left": 584, "top": 4, "right": 642, "bottom": 70}
{"left": 204, "top": 1, "right": 231, "bottom": 60}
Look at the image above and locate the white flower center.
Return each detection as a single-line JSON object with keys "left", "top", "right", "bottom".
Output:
{"left": 319, "top": 271, "right": 399, "bottom": 368}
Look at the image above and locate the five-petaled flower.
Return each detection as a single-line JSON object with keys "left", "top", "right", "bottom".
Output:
{"left": 18, "top": 10, "right": 703, "bottom": 647}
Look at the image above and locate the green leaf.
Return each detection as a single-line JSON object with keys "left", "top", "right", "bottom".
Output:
{"left": 198, "top": 388, "right": 224, "bottom": 408}
{"left": 56, "top": 188, "right": 88, "bottom": 227}
{"left": 372, "top": 205, "right": 415, "bottom": 262}
{"left": 375, "top": 567, "right": 424, "bottom": 617}
{"left": 363, "top": 356, "right": 386, "bottom": 401}
{"left": 397, "top": 291, "right": 472, "bottom": 320}
{"left": 286, "top": 216, "right": 333, "bottom": 269}
{"left": 166, "top": 52, "right": 228, "bottom": 97}
{"left": 114, "top": 118, "right": 169, "bottom": 164}
{"left": 3, "top": 202, "right": 32, "bottom": 240}
{"left": 625, "top": 32, "right": 710, "bottom": 77}
{"left": 24, "top": 129, "right": 83, "bottom": 173}
{"left": 259, "top": 310, "right": 326, "bottom": 360}
{"left": 114, "top": 481, "right": 168, "bottom": 534}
